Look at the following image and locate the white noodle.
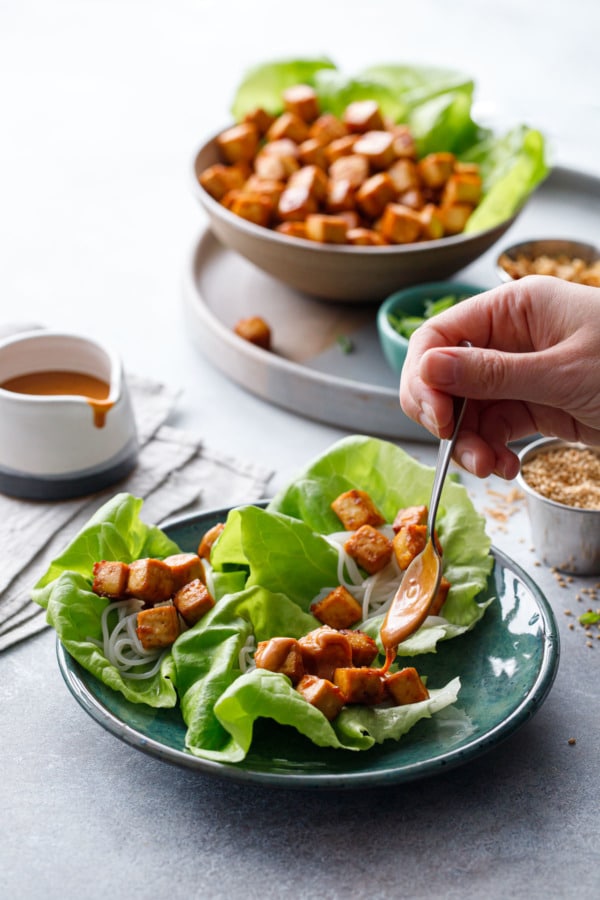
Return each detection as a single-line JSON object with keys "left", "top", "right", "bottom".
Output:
{"left": 94, "top": 597, "right": 167, "bottom": 679}
{"left": 202, "top": 558, "right": 216, "bottom": 598}
{"left": 238, "top": 633, "right": 256, "bottom": 673}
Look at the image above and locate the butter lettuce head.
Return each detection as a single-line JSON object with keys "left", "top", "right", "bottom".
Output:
{"left": 228, "top": 57, "right": 548, "bottom": 232}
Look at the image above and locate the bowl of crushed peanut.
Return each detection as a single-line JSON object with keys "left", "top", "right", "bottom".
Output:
{"left": 497, "top": 238, "right": 600, "bottom": 287}
{"left": 517, "top": 437, "right": 600, "bottom": 575}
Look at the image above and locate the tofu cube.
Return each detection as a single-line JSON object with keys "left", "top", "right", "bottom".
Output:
{"left": 442, "top": 172, "right": 482, "bottom": 206}
{"left": 216, "top": 123, "right": 259, "bottom": 164}
{"left": 390, "top": 125, "right": 417, "bottom": 159}
{"left": 392, "top": 505, "right": 428, "bottom": 532}
{"left": 440, "top": 201, "right": 474, "bottom": 235}
{"left": 311, "top": 585, "right": 363, "bottom": 630}
{"left": 127, "top": 558, "right": 174, "bottom": 604}
{"left": 163, "top": 553, "right": 205, "bottom": 591}
{"left": 136, "top": 604, "right": 180, "bottom": 650}
{"left": 353, "top": 130, "right": 396, "bottom": 170}
{"left": 309, "top": 113, "right": 348, "bottom": 144}
{"left": 234, "top": 316, "right": 271, "bottom": 350}
{"left": 339, "top": 629, "right": 379, "bottom": 667}
{"left": 325, "top": 178, "right": 356, "bottom": 213}
{"left": 199, "top": 163, "right": 247, "bottom": 201}
{"left": 329, "top": 154, "right": 369, "bottom": 189}
{"left": 298, "top": 137, "right": 328, "bottom": 169}
{"left": 385, "top": 667, "right": 430, "bottom": 705}
{"left": 173, "top": 578, "right": 215, "bottom": 626}
{"left": 278, "top": 184, "right": 318, "bottom": 222}
{"left": 243, "top": 175, "right": 285, "bottom": 205}
{"left": 276, "top": 221, "right": 309, "bottom": 239}
{"left": 282, "top": 84, "right": 320, "bottom": 123}
{"left": 298, "top": 626, "right": 352, "bottom": 681}
{"left": 305, "top": 214, "right": 347, "bottom": 244}
{"left": 417, "top": 152, "right": 456, "bottom": 189}
{"left": 266, "top": 111, "right": 309, "bottom": 144}
{"left": 429, "top": 576, "right": 451, "bottom": 616}
{"left": 243, "top": 106, "right": 276, "bottom": 136}
{"left": 229, "top": 192, "right": 273, "bottom": 227}
{"left": 379, "top": 203, "right": 422, "bottom": 244}
{"left": 254, "top": 637, "right": 305, "bottom": 685}
{"left": 397, "top": 188, "right": 425, "bottom": 211}
{"left": 296, "top": 674, "right": 345, "bottom": 721}
{"left": 197, "top": 522, "right": 225, "bottom": 560}
{"left": 324, "top": 134, "right": 359, "bottom": 165}
{"left": 387, "top": 158, "right": 419, "bottom": 195}
{"left": 92, "top": 560, "right": 130, "bottom": 598}
{"left": 392, "top": 524, "right": 427, "bottom": 570}
{"left": 331, "top": 489, "right": 386, "bottom": 530}
{"left": 342, "top": 100, "right": 384, "bottom": 133}
{"left": 356, "top": 172, "right": 396, "bottom": 219}
{"left": 288, "top": 164, "right": 328, "bottom": 203}
{"left": 333, "top": 667, "right": 385, "bottom": 705}
{"left": 419, "top": 203, "right": 445, "bottom": 240}
{"left": 344, "top": 525, "right": 393, "bottom": 575}
{"left": 346, "top": 227, "right": 387, "bottom": 246}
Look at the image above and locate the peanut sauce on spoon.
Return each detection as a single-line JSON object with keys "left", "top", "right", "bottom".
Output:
{"left": 1, "top": 370, "right": 114, "bottom": 427}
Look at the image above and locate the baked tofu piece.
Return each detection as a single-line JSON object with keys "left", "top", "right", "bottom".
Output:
{"left": 243, "top": 175, "right": 285, "bottom": 205}
{"left": 305, "top": 214, "right": 347, "bottom": 244}
{"left": 385, "top": 667, "right": 430, "bottom": 705}
{"left": 243, "top": 106, "right": 276, "bottom": 136}
{"left": 390, "top": 125, "right": 417, "bottom": 159}
{"left": 276, "top": 221, "right": 309, "bottom": 239}
{"left": 309, "top": 113, "right": 348, "bottom": 144}
{"left": 199, "top": 163, "right": 247, "bottom": 201}
{"left": 283, "top": 84, "right": 320, "bottom": 123}
{"left": 387, "top": 158, "right": 420, "bottom": 195}
{"left": 345, "top": 525, "right": 393, "bottom": 575}
{"left": 234, "top": 316, "right": 272, "bottom": 350}
{"left": 197, "top": 522, "right": 225, "bottom": 559}
{"left": 429, "top": 576, "right": 451, "bottom": 616}
{"left": 254, "top": 139, "right": 299, "bottom": 178}
{"left": 339, "top": 629, "right": 379, "bottom": 667}
{"left": 356, "top": 172, "right": 396, "bottom": 218}
{"left": 296, "top": 674, "right": 345, "bottom": 721}
{"left": 228, "top": 191, "right": 272, "bottom": 227}
{"left": 127, "top": 558, "right": 174, "bottom": 604}
{"left": 342, "top": 99, "right": 384, "bottom": 133}
{"left": 353, "top": 130, "right": 396, "bottom": 170}
{"left": 440, "top": 202, "right": 473, "bottom": 235}
{"left": 324, "top": 134, "right": 359, "bottom": 164}
{"left": 417, "top": 152, "right": 456, "bottom": 189}
{"left": 216, "top": 123, "right": 259, "bottom": 164}
{"left": 346, "top": 227, "right": 387, "bottom": 246}
{"left": 392, "top": 505, "right": 428, "bottom": 532}
{"left": 298, "top": 137, "right": 328, "bottom": 169}
{"left": 397, "top": 188, "right": 425, "bottom": 211}
{"left": 325, "top": 178, "right": 356, "bottom": 214}
{"left": 288, "top": 164, "right": 328, "bottom": 202}
{"left": 278, "top": 184, "right": 318, "bottom": 221}
{"left": 379, "top": 203, "right": 423, "bottom": 244}
{"left": 254, "top": 636, "right": 304, "bottom": 685}
{"left": 419, "top": 203, "right": 445, "bottom": 240}
{"left": 392, "top": 523, "right": 428, "bottom": 570}
{"left": 442, "top": 172, "right": 482, "bottom": 206}
{"left": 92, "top": 560, "right": 129, "bottom": 598}
{"left": 163, "top": 553, "right": 205, "bottom": 591}
{"left": 331, "top": 489, "right": 385, "bottom": 530}
{"left": 333, "top": 667, "right": 385, "bottom": 705}
{"left": 136, "top": 604, "right": 180, "bottom": 650}
{"left": 311, "top": 585, "right": 363, "bottom": 630}
{"left": 329, "top": 154, "right": 369, "bottom": 189}
{"left": 266, "top": 111, "right": 309, "bottom": 144}
{"left": 173, "top": 578, "right": 215, "bottom": 626}
{"left": 298, "top": 626, "right": 352, "bottom": 681}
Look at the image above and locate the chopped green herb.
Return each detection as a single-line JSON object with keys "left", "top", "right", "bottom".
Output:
{"left": 387, "top": 293, "right": 470, "bottom": 340}
{"left": 579, "top": 611, "right": 600, "bottom": 626}
{"left": 336, "top": 334, "right": 354, "bottom": 354}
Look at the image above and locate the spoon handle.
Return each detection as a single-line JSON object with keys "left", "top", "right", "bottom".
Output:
{"left": 427, "top": 395, "right": 468, "bottom": 537}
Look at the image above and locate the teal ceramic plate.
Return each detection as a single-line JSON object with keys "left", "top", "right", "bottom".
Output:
{"left": 56, "top": 504, "right": 560, "bottom": 790}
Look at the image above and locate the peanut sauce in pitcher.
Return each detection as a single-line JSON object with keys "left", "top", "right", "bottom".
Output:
{"left": 0, "top": 370, "right": 114, "bottom": 427}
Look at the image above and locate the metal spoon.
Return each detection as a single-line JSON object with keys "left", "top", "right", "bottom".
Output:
{"left": 381, "top": 393, "right": 468, "bottom": 654}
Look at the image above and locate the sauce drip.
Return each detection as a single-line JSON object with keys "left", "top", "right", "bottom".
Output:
{"left": 1, "top": 370, "right": 114, "bottom": 428}
{"left": 380, "top": 539, "right": 441, "bottom": 653}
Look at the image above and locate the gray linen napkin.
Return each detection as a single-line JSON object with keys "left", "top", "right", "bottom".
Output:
{"left": 0, "top": 374, "right": 273, "bottom": 651}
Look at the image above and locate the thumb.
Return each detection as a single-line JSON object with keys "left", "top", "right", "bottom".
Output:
{"left": 419, "top": 345, "right": 564, "bottom": 404}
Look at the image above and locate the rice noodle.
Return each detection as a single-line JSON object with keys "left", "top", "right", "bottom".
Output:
{"left": 238, "top": 633, "right": 256, "bottom": 673}
{"left": 202, "top": 558, "right": 216, "bottom": 598}
{"left": 91, "top": 598, "right": 168, "bottom": 680}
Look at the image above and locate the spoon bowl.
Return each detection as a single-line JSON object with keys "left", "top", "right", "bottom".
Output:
{"left": 381, "top": 393, "right": 468, "bottom": 652}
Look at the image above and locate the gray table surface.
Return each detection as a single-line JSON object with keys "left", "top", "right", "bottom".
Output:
{"left": 2, "top": 2, "right": 599, "bottom": 898}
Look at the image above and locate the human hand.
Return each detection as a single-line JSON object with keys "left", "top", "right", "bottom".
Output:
{"left": 399, "top": 275, "right": 600, "bottom": 479}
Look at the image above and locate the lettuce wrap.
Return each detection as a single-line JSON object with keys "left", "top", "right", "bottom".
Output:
{"left": 33, "top": 437, "right": 493, "bottom": 762}
{"left": 228, "top": 57, "right": 548, "bottom": 233}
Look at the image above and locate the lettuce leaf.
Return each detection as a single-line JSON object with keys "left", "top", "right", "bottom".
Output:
{"left": 230, "top": 57, "right": 336, "bottom": 120}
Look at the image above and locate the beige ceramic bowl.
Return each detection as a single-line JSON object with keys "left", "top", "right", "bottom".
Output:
{"left": 192, "top": 133, "right": 519, "bottom": 304}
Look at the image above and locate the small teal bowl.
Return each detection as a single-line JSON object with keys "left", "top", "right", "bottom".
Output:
{"left": 377, "top": 280, "right": 488, "bottom": 374}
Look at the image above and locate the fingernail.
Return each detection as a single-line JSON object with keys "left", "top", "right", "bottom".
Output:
{"left": 427, "top": 352, "right": 458, "bottom": 387}
{"left": 458, "top": 450, "right": 475, "bottom": 472}
{"left": 419, "top": 403, "right": 438, "bottom": 433}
